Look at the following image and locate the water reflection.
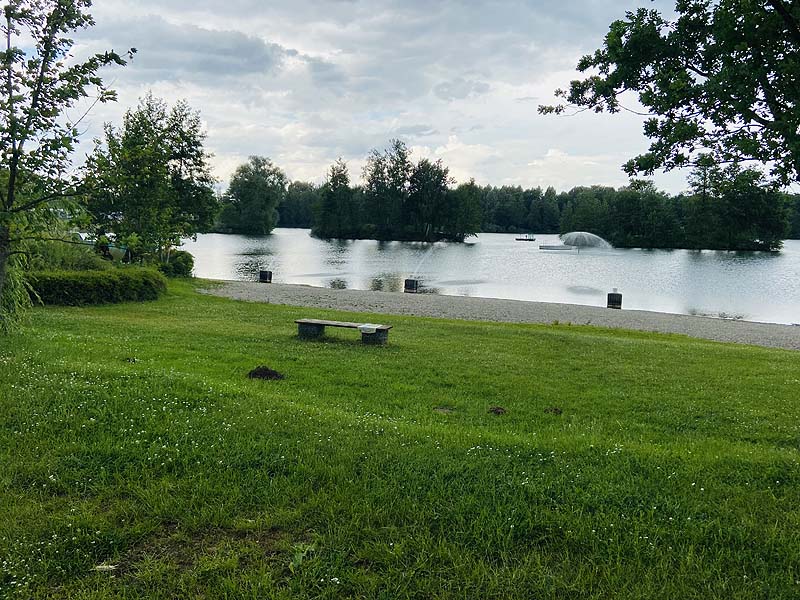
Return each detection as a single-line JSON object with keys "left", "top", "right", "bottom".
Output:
{"left": 183, "top": 230, "right": 800, "bottom": 324}
{"left": 369, "top": 273, "right": 403, "bottom": 292}
{"left": 234, "top": 257, "right": 266, "bottom": 280}
{"left": 324, "top": 239, "right": 352, "bottom": 268}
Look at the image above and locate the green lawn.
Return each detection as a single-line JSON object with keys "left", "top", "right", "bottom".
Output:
{"left": 1, "top": 280, "right": 799, "bottom": 598}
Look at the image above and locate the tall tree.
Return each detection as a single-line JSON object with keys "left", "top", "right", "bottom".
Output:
{"left": 278, "top": 181, "right": 318, "bottom": 228}
{"left": 0, "top": 0, "right": 130, "bottom": 329}
{"left": 217, "top": 156, "right": 286, "bottom": 235}
{"left": 363, "top": 139, "right": 411, "bottom": 238}
{"left": 540, "top": 1, "right": 800, "bottom": 184}
{"left": 447, "top": 179, "right": 483, "bottom": 241}
{"left": 407, "top": 158, "right": 452, "bottom": 240}
{"left": 86, "top": 94, "right": 217, "bottom": 261}
{"left": 313, "top": 159, "right": 356, "bottom": 238}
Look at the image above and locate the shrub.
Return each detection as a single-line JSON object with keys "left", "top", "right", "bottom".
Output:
{"left": 27, "top": 239, "right": 113, "bottom": 272}
{"left": 28, "top": 269, "right": 167, "bottom": 306}
{"left": 157, "top": 250, "right": 194, "bottom": 277}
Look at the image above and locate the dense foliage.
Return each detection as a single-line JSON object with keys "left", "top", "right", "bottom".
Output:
{"left": 540, "top": 1, "right": 800, "bottom": 185}
{"left": 276, "top": 171, "right": 798, "bottom": 248}
{"left": 0, "top": 0, "right": 129, "bottom": 330}
{"left": 278, "top": 181, "right": 319, "bottom": 228}
{"left": 790, "top": 195, "right": 800, "bottom": 239}
{"left": 156, "top": 250, "right": 194, "bottom": 278}
{"left": 28, "top": 268, "right": 166, "bottom": 306}
{"left": 215, "top": 157, "right": 287, "bottom": 234}
{"left": 26, "top": 239, "right": 112, "bottom": 272}
{"left": 312, "top": 141, "right": 482, "bottom": 242}
{"left": 86, "top": 94, "right": 218, "bottom": 263}
{"left": 476, "top": 173, "right": 791, "bottom": 250}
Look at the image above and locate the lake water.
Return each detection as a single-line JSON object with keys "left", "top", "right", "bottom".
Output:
{"left": 183, "top": 229, "right": 800, "bottom": 325}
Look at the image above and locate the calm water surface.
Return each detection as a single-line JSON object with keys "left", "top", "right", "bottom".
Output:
{"left": 184, "top": 229, "right": 800, "bottom": 324}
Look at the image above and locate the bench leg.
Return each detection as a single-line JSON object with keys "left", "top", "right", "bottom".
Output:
{"left": 362, "top": 330, "right": 389, "bottom": 345}
{"left": 298, "top": 323, "right": 325, "bottom": 340}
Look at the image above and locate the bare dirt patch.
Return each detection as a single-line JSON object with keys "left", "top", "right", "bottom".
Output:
{"left": 248, "top": 366, "right": 285, "bottom": 380}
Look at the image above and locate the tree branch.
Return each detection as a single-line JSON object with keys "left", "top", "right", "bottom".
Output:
{"left": 18, "top": 3, "right": 63, "bottom": 154}
{"left": 6, "top": 189, "right": 84, "bottom": 214}
{"left": 766, "top": 0, "right": 800, "bottom": 45}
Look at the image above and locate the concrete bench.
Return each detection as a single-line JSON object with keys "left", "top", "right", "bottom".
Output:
{"left": 295, "top": 319, "right": 392, "bottom": 345}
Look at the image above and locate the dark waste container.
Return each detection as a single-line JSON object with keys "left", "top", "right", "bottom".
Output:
{"left": 259, "top": 270, "right": 273, "bottom": 283}
{"left": 404, "top": 279, "right": 419, "bottom": 293}
{"left": 607, "top": 288, "right": 622, "bottom": 309}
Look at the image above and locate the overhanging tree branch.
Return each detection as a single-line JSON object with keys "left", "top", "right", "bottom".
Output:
{"left": 766, "top": 0, "right": 800, "bottom": 45}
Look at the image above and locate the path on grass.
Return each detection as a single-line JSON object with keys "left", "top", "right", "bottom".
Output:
{"left": 203, "top": 281, "right": 800, "bottom": 351}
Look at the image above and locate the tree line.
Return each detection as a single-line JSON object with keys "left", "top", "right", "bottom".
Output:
{"left": 79, "top": 98, "right": 800, "bottom": 254}
{"left": 215, "top": 140, "right": 482, "bottom": 242}
{"left": 215, "top": 144, "right": 799, "bottom": 251}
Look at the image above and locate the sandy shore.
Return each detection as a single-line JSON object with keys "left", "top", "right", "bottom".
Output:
{"left": 202, "top": 281, "right": 800, "bottom": 351}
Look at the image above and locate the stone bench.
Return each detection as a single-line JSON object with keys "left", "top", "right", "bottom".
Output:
{"left": 295, "top": 319, "right": 392, "bottom": 345}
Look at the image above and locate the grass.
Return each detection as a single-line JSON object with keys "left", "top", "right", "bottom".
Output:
{"left": 1, "top": 279, "right": 799, "bottom": 598}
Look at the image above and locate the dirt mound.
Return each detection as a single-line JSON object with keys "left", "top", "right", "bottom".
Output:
{"left": 247, "top": 366, "right": 285, "bottom": 380}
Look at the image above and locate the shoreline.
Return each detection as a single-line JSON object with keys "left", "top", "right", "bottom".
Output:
{"left": 201, "top": 280, "right": 800, "bottom": 351}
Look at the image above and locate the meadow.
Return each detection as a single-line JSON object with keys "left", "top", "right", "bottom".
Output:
{"left": 1, "top": 280, "right": 799, "bottom": 598}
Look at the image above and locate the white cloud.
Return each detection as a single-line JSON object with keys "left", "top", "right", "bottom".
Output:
{"left": 70, "top": 0, "right": 688, "bottom": 192}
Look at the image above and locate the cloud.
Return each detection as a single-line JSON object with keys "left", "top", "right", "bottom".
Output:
{"left": 82, "top": 16, "right": 295, "bottom": 84}
{"left": 69, "top": 0, "right": 689, "bottom": 192}
{"left": 433, "top": 77, "right": 491, "bottom": 101}
{"left": 393, "top": 124, "right": 438, "bottom": 137}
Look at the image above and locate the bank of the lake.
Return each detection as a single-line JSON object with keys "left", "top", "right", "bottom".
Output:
{"left": 3, "top": 280, "right": 800, "bottom": 598}
{"left": 203, "top": 281, "right": 800, "bottom": 351}
{"left": 183, "top": 230, "right": 800, "bottom": 325}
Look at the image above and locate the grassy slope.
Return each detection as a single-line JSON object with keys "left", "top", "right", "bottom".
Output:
{"left": 1, "top": 280, "right": 799, "bottom": 599}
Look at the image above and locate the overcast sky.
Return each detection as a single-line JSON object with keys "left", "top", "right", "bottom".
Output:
{"left": 72, "top": 0, "right": 690, "bottom": 193}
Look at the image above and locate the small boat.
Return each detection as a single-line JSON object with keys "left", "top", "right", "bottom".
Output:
{"left": 515, "top": 234, "right": 536, "bottom": 241}
{"left": 539, "top": 244, "right": 576, "bottom": 251}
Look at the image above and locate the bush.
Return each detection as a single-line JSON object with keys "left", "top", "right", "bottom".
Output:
{"left": 28, "top": 269, "right": 167, "bottom": 306}
{"left": 27, "top": 240, "right": 112, "bottom": 272}
{"left": 157, "top": 250, "right": 194, "bottom": 277}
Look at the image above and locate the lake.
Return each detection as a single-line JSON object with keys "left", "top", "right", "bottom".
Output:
{"left": 183, "top": 229, "right": 800, "bottom": 325}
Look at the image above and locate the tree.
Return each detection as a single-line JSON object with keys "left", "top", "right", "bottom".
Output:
{"left": 363, "top": 139, "right": 411, "bottom": 238}
{"left": 693, "top": 161, "right": 789, "bottom": 250}
{"left": 279, "top": 181, "right": 319, "bottom": 228}
{"left": 217, "top": 157, "right": 286, "bottom": 235}
{"left": 407, "top": 158, "right": 452, "bottom": 240}
{"left": 313, "top": 159, "right": 357, "bottom": 238}
{"left": 540, "top": 1, "right": 800, "bottom": 185}
{"left": 447, "top": 179, "right": 483, "bottom": 241}
{"left": 86, "top": 94, "right": 217, "bottom": 261}
{"left": 0, "top": 0, "right": 130, "bottom": 329}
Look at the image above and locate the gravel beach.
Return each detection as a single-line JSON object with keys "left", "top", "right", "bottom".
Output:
{"left": 202, "top": 281, "right": 800, "bottom": 351}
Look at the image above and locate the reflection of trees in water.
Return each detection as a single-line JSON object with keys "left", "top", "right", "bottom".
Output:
{"left": 328, "top": 278, "right": 348, "bottom": 289}
{"left": 235, "top": 242, "right": 276, "bottom": 280}
{"left": 369, "top": 272, "right": 402, "bottom": 292}
{"left": 235, "top": 258, "right": 267, "bottom": 280}
{"left": 324, "top": 240, "right": 351, "bottom": 267}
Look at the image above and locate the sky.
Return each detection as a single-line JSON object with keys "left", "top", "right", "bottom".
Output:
{"left": 71, "top": 0, "right": 690, "bottom": 193}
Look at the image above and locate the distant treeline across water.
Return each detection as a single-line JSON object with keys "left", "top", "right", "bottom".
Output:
{"left": 275, "top": 178, "right": 799, "bottom": 252}
{"left": 215, "top": 142, "right": 800, "bottom": 251}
